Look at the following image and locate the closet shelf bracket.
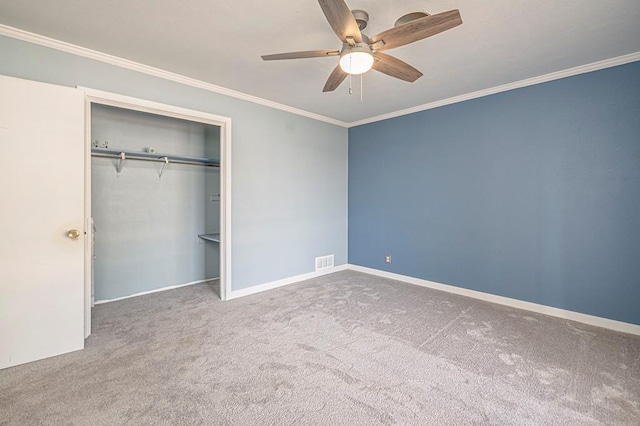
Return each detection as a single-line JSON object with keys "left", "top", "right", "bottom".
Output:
{"left": 198, "top": 233, "right": 220, "bottom": 243}
{"left": 116, "top": 152, "right": 125, "bottom": 176}
{"left": 158, "top": 157, "right": 169, "bottom": 179}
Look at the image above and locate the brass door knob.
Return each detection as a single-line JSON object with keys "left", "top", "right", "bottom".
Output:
{"left": 66, "top": 229, "right": 81, "bottom": 239}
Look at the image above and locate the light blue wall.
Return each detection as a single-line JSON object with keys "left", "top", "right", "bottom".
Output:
{"left": 0, "top": 35, "right": 348, "bottom": 292}
{"left": 349, "top": 61, "right": 640, "bottom": 325}
{"left": 91, "top": 104, "right": 220, "bottom": 300}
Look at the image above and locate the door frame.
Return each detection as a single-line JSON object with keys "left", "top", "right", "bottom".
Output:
{"left": 80, "top": 87, "right": 232, "bottom": 337}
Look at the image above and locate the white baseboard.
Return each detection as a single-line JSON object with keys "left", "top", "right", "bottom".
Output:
{"left": 94, "top": 277, "right": 219, "bottom": 305}
{"left": 347, "top": 264, "right": 640, "bottom": 336}
{"left": 227, "top": 264, "right": 348, "bottom": 300}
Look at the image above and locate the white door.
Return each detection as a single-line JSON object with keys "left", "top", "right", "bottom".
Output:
{"left": 0, "top": 74, "right": 85, "bottom": 369}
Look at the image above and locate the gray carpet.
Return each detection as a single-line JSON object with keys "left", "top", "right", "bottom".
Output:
{"left": 1, "top": 270, "right": 639, "bottom": 425}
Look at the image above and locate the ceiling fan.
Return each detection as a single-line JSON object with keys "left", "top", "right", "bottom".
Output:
{"left": 261, "top": 0, "right": 463, "bottom": 92}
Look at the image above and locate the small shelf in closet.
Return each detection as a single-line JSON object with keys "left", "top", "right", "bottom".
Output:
{"left": 91, "top": 147, "right": 220, "bottom": 167}
{"left": 198, "top": 234, "right": 220, "bottom": 243}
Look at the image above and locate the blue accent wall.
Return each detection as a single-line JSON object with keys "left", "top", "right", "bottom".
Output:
{"left": 349, "top": 61, "right": 640, "bottom": 325}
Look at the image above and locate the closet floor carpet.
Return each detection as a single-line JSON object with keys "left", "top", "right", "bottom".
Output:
{"left": 1, "top": 270, "right": 639, "bottom": 425}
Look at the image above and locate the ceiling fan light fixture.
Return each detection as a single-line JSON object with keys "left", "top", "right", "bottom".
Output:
{"left": 339, "top": 46, "right": 374, "bottom": 75}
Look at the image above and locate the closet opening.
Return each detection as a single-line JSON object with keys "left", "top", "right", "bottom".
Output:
{"left": 83, "top": 89, "right": 232, "bottom": 337}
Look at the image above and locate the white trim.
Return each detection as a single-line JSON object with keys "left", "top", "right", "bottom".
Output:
{"left": 94, "top": 278, "right": 218, "bottom": 305}
{"left": 83, "top": 99, "right": 93, "bottom": 338}
{"left": 81, "top": 88, "right": 233, "bottom": 311}
{"left": 219, "top": 109, "right": 232, "bottom": 302}
{"left": 348, "top": 52, "right": 640, "bottom": 127}
{"left": 0, "top": 24, "right": 348, "bottom": 128}
{"left": 80, "top": 87, "right": 232, "bottom": 126}
{"left": 227, "top": 264, "right": 348, "bottom": 300}
{"left": 347, "top": 264, "right": 640, "bottom": 336}
{"left": 2, "top": 24, "right": 638, "bottom": 129}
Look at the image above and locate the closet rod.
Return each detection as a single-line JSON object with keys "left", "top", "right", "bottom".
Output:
{"left": 91, "top": 148, "right": 219, "bottom": 167}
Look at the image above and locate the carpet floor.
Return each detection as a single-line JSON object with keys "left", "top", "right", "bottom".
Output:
{"left": 1, "top": 270, "right": 639, "bottom": 425}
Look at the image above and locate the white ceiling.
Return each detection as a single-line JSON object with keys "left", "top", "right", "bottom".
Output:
{"left": 1, "top": 0, "right": 639, "bottom": 123}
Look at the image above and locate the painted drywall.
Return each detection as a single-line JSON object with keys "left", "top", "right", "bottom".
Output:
{"left": 349, "top": 61, "right": 640, "bottom": 325}
{"left": 0, "top": 35, "right": 348, "bottom": 292}
{"left": 91, "top": 105, "right": 220, "bottom": 300}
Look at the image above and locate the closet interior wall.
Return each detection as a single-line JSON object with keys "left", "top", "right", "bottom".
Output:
{"left": 91, "top": 104, "right": 220, "bottom": 302}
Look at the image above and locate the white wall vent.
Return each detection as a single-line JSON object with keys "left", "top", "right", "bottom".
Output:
{"left": 315, "top": 254, "right": 334, "bottom": 271}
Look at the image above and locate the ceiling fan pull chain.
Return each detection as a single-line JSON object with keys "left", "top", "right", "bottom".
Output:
{"left": 349, "top": 54, "right": 353, "bottom": 95}
{"left": 361, "top": 73, "right": 363, "bottom": 101}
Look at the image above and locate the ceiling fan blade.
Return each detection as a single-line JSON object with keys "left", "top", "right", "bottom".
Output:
{"left": 372, "top": 53, "right": 423, "bottom": 82}
{"left": 370, "top": 9, "right": 462, "bottom": 52}
{"left": 323, "top": 64, "right": 348, "bottom": 92}
{"left": 261, "top": 50, "right": 340, "bottom": 61}
{"left": 318, "top": 0, "right": 362, "bottom": 44}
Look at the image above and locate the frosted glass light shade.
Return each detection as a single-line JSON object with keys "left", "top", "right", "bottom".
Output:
{"left": 339, "top": 50, "right": 374, "bottom": 75}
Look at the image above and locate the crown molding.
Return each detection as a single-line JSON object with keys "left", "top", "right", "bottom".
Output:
{"left": 348, "top": 51, "right": 640, "bottom": 127}
{"left": 0, "top": 24, "right": 350, "bottom": 128}
{"left": 1, "top": 24, "right": 638, "bottom": 129}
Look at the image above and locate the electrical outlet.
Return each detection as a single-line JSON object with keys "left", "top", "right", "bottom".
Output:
{"left": 385, "top": 254, "right": 391, "bottom": 264}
